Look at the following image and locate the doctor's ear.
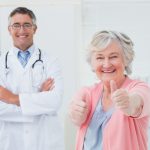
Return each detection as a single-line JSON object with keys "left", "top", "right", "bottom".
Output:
{"left": 8, "top": 26, "right": 12, "bottom": 35}
{"left": 33, "top": 25, "right": 37, "bottom": 33}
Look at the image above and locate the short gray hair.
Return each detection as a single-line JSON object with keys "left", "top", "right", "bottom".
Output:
{"left": 86, "top": 30, "right": 134, "bottom": 74}
{"left": 8, "top": 7, "right": 37, "bottom": 25}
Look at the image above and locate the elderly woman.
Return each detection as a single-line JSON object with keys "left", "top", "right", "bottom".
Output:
{"left": 69, "top": 30, "right": 150, "bottom": 150}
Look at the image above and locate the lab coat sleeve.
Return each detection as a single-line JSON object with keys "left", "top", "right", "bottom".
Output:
{"left": 19, "top": 57, "right": 63, "bottom": 116}
{"left": 0, "top": 102, "right": 34, "bottom": 122}
{"left": 0, "top": 54, "right": 34, "bottom": 122}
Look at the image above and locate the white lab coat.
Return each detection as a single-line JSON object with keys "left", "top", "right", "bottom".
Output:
{"left": 0, "top": 45, "right": 64, "bottom": 150}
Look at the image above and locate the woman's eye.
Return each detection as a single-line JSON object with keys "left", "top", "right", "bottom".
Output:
{"left": 110, "top": 56, "right": 117, "bottom": 59}
{"left": 96, "top": 57, "right": 104, "bottom": 60}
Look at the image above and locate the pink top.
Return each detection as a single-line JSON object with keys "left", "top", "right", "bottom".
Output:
{"left": 75, "top": 77, "right": 150, "bottom": 150}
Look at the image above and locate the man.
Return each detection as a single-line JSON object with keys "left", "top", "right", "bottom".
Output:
{"left": 0, "top": 7, "right": 64, "bottom": 150}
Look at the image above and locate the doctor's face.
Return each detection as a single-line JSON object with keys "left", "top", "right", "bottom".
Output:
{"left": 8, "top": 13, "right": 37, "bottom": 51}
{"left": 91, "top": 41, "right": 126, "bottom": 87}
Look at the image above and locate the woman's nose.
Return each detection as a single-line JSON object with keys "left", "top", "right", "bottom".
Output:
{"left": 102, "top": 59, "right": 112, "bottom": 67}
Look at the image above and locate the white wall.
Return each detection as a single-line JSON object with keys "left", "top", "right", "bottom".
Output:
{"left": 80, "top": 1, "right": 150, "bottom": 87}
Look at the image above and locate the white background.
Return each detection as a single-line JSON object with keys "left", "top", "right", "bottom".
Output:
{"left": 0, "top": 0, "right": 150, "bottom": 149}
{"left": 81, "top": 1, "right": 150, "bottom": 87}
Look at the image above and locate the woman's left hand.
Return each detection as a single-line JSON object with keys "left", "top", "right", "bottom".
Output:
{"left": 110, "top": 80, "right": 142, "bottom": 116}
{"left": 110, "top": 80, "right": 130, "bottom": 110}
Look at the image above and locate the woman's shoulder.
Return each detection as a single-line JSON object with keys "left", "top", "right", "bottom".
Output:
{"left": 126, "top": 76, "right": 150, "bottom": 89}
{"left": 77, "top": 81, "right": 103, "bottom": 95}
{"left": 73, "top": 82, "right": 103, "bottom": 105}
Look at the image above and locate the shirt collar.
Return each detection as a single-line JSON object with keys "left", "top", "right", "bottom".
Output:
{"left": 12, "top": 44, "right": 35, "bottom": 57}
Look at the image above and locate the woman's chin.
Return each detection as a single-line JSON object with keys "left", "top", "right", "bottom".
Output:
{"left": 102, "top": 78, "right": 115, "bottom": 83}
{"left": 102, "top": 80, "right": 111, "bottom": 86}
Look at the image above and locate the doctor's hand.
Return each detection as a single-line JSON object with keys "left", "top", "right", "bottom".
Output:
{"left": 110, "top": 80, "right": 143, "bottom": 117}
{"left": 69, "top": 98, "right": 89, "bottom": 126}
{"left": 0, "top": 86, "right": 19, "bottom": 106}
{"left": 40, "top": 78, "right": 55, "bottom": 92}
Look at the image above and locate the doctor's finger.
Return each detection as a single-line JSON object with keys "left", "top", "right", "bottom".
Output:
{"left": 42, "top": 78, "right": 54, "bottom": 85}
{"left": 43, "top": 83, "right": 54, "bottom": 91}
{"left": 44, "top": 78, "right": 54, "bottom": 85}
{"left": 49, "top": 84, "right": 55, "bottom": 91}
{"left": 41, "top": 79, "right": 54, "bottom": 91}
{"left": 45, "top": 79, "right": 55, "bottom": 86}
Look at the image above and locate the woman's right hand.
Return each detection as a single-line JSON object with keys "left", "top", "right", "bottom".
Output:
{"left": 69, "top": 99, "right": 89, "bottom": 126}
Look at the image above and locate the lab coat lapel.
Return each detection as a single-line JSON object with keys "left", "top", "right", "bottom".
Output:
{"left": 24, "top": 48, "right": 40, "bottom": 71}
{"left": 8, "top": 49, "right": 24, "bottom": 72}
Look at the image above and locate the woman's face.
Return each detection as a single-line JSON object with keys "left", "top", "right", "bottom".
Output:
{"left": 91, "top": 41, "right": 126, "bottom": 86}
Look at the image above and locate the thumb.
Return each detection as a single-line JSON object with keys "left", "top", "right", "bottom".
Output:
{"left": 110, "top": 80, "right": 117, "bottom": 94}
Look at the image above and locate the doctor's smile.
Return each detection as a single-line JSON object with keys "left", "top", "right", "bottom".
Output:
{"left": 8, "top": 12, "right": 37, "bottom": 51}
{"left": 0, "top": 7, "right": 64, "bottom": 150}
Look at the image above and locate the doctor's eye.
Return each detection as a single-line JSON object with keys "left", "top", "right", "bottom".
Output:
{"left": 23, "top": 23, "right": 33, "bottom": 29}
{"left": 10, "top": 23, "right": 33, "bottom": 30}
{"left": 11, "top": 23, "right": 20, "bottom": 29}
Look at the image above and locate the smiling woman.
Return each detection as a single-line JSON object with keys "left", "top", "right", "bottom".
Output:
{"left": 69, "top": 30, "right": 150, "bottom": 150}
{"left": 87, "top": 31, "right": 134, "bottom": 88}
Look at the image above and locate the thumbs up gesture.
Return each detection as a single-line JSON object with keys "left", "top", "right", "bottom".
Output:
{"left": 110, "top": 80, "right": 130, "bottom": 113}
{"left": 110, "top": 80, "right": 143, "bottom": 117}
{"left": 69, "top": 96, "right": 89, "bottom": 126}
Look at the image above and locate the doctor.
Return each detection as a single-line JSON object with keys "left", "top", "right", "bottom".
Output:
{"left": 0, "top": 7, "right": 64, "bottom": 150}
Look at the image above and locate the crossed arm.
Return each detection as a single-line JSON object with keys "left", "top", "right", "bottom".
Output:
{"left": 0, "top": 78, "right": 54, "bottom": 106}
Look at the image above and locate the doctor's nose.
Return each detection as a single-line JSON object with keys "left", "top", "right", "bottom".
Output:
{"left": 18, "top": 26, "right": 29, "bottom": 32}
